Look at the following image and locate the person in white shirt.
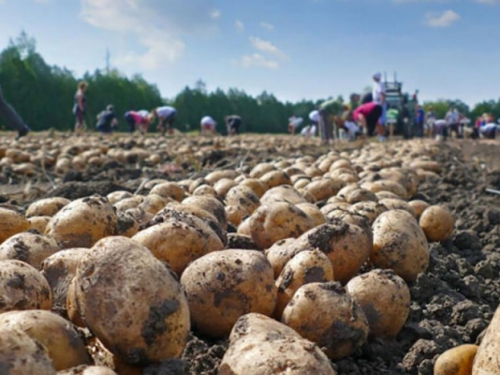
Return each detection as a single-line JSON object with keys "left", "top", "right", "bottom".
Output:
{"left": 301, "top": 124, "right": 317, "bottom": 137}
{"left": 151, "top": 106, "right": 177, "bottom": 135}
{"left": 201, "top": 116, "right": 217, "bottom": 135}
{"left": 372, "top": 73, "right": 387, "bottom": 131}
{"left": 445, "top": 107, "right": 461, "bottom": 138}
{"left": 288, "top": 116, "right": 304, "bottom": 135}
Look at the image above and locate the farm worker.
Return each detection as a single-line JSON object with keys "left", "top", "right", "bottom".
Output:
{"left": 96, "top": 105, "right": 118, "bottom": 134}
{"left": 151, "top": 106, "right": 177, "bottom": 135}
{"left": 341, "top": 111, "right": 362, "bottom": 141}
{"left": 433, "top": 119, "right": 448, "bottom": 140}
{"left": 353, "top": 102, "right": 383, "bottom": 137}
{"left": 301, "top": 124, "right": 317, "bottom": 137}
{"left": 288, "top": 116, "right": 303, "bottom": 135}
{"left": 201, "top": 116, "right": 217, "bottom": 134}
{"left": 309, "top": 110, "right": 320, "bottom": 127}
{"left": 425, "top": 106, "right": 437, "bottom": 138}
{"left": 480, "top": 122, "right": 497, "bottom": 139}
{"left": 318, "top": 99, "right": 342, "bottom": 144}
{"left": 0, "top": 83, "right": 30, "bottom": 139}
{"left": 372, "top": 73, "right": 387, "bottom": 125}
{"left": 73, "top": 81, "right": 88, "bottom": 133}
{"left": 386, "top": 106, "right": 398, "bottom": 139}
{"left": 415, "top": 105, "right": 425, "bottom": 138}
{"left": 445, "top": 106, "right": 460, "bottom": 138}
{"left": 124, "top": 110, "right": 150, "bottom": 133}
{"left": 225, "top": 115, "right": 242, "bottom": 135}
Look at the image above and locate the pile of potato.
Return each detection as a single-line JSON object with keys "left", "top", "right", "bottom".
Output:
{"left": 0, "top": 137, "right": 481, "bottom": 374}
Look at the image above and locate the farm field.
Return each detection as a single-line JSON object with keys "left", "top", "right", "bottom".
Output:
{"left": 0, "top": 132, "right": 499, "bottom": 375}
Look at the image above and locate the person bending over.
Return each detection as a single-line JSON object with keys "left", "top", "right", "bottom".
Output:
{"left": 288, "top": 116, "right": 303, "bottom": 135}
{"left": 0, "top": 83, "right": 30, "bottom": 139}
{"left": 151, "top": 106, "right": 177, "bottom": 135}
{"left": 96, "top": 105, "right": 118, "bottom": 134}
{"left": 124, "top": 110, "right": 150, "bottom": 133}
{"left": 225, "top": 115, "right": 242, "bottom": 135}
{"left": 353, "top": 102, "right": 382, "bottom": 137}
{"left": 201, "top": 116, "right": 217, "bottom": 135}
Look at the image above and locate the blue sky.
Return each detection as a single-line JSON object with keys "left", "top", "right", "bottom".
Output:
{"left": 0, "top": 0, "right": 499, "bottom": 106}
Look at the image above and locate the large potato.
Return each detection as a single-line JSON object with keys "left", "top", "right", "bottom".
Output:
{"left": 182, "top": 195, "right": 228, "bottom": 230}
{"left": 419, "top": 205, "right": 454, "bottom": 242}
{"left": 180, "top": 250, "right": 276, "bottom": 338}
{"left": 238, "top": 178, "right": 267, "bottom": 198}
{"left": 435, "top": 344, "right": 478, "bottom": 375}
{"left": 74, "top": 236, "right": 190, "bottom": 365}
{"left": 274, "top": 249, "right": 334, "bottom": 318}
{"left": 149, "top": 182, "right": 186, "bottom": 202}
{"left": 248, "top": 202, "right": 315, "bottom": 249}
{"left": 304, "top": 178, "right": 344, "bottom": 201}
{"left": 225, "top": 185, "right": 260, "bottom": 214}
{"left": 0, "top": 259, "right": 52, "bottom": 312}
{"left": 0, "top": 310, "right": 91, "bottom": 371}
{"left": 26, "top": 197, "right": 71, "bottom": 218}
{"left": 0, "top": 327, "right": 56, "bottom": 374}
{"left": 346, "top": 269, "right": 410, "bottom": 338}
{"left": 45, "top": 195, "right": 117, "bottom": 249}
{"left": 0, "top": 232, "right": 60, "bottom": 269}
{"left": 260, "top": 185, "right": 307, "bottom": 206}
{"left": 291, "top": 222, "right": 372, "bottom": 284}
{"left": 371, "top": 209, "right": 429, "bottom": 282}
{"left": 281, "top": 282, "right": 368, "bottom": 359}
{"left": 265, "top": 238, "right": 300, "bottom": 278}
{"left": 472, "top": 305, "right": 500, "bottom": 374}
{"left": 260, "top": 170, "right": 291, "bottom": 189}
{"left": 28, "top": 216, "right": 51, "bottom": 233}
{"left": 408, "top": 199, "right": 430, "bottom": 219}
{"left": 219, "top": 313, "right": 336, "bottom": 375}
{"left": 0, "top": 208, "right": 30, "bottom": 244}
{"left": 296, "top": 202, "right": 326, "bottom": 226}
{"left": 132, "top": 221, "right": 224, "bottom": 275}
{"left": 40, "top": 248, "right": 87, "bottom": 316}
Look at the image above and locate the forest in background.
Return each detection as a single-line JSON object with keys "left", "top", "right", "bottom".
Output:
{"left": 2, "top": 33, "right": 500, "bottom": 134}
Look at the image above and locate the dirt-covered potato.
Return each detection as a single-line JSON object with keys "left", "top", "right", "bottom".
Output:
{"left": 214, "top": 178, "right": 237, "bottom": 197}
{"left": 376, "top": 191, "right": 403, "bottom": 200}
{"left": 225, "top": 205, "right": 250, "bottom": 227}
{"left": 74, "top": 236, "right": 190, "bottom": 365}
{"left": 58, "top": 365, "right": 118, "bottom": 375}
{"left": 137, "top": 193, "right": 170, "bottom": 215}
{"left": 113, "top": 196, "right": 144, "bottom": 212}
{"left": 180, "top": 250, "right": 276, "bottom": 338}
{"left": 0, "top": 259, "right": 52, "bottom": 312}
{"left": 281, "top": 282, "right": 368, "bottom": 359}
{"left": 408, "top": 200, "right": 430, "bottom": 219}
{"left": 132, "top": 221, "right": 224, "bottom": 275}
{"left": 304, "top": 178, "right": 344, "bottom": 202}
{"left": 28, "top": 216, "right": 51, "bottom": 233}
{"left": 419, "top": 205, "right": 454, "bottom": 242}
{"left": 296, "top": 202, "right": 326, "bottom": 226}
{"left": 45, "top": 195, "right": 117, "bottom": 249}
{"left": 66, "top": 278, "right": 84, "bottom": 327}
{"left": 0, "top": 326, "right": 56, "bottom": 374}
{"left": 219, "top": 313, "right": 336, "bottom": 375}
{"left": 40, "top": 248, "right": 87, "bottom": 316}
{"left": 182, "top": 195, "right": 228, "bottom": 230}
{"left": 346, "top": 269, "right": 410, "bottom": 338}
{"left": 0, "top": 208, "right": 30, "bottom": 244}
{"left": 259, "top": 170, "right": 292, "bottom": 189}
{"left": 274, "top": 249, "right": 334, "bottom": 318}
{"left": 260, "top": 185, "right": 307, "bottom": 206}
{"left": 345, "top": 188, "right": 378, "bottom": 204}
{"left": 350, "top": 201, "right": 387, "bottom": 224}
{"left": 249, "top": 163, "right": 276, "bottom": 179}
{"left": 0, "top": 232, "right": 60, "bottom": 269}
{"left": 410, "top": 160, "right": 441, "bottom": 173}
{"left": 26, "top": 197, "right": 71, "bottom": 218}
{"left": 0, "top": 310, "right": 91, "bottom": 370}
{"left": 106, "top": 191, "right": 133, "bottom": 205}
{"left": 149, "top": 181, "right": 186, "bottom": 202}
{"left": 265, "top": 238, "right": 300, "bottom": 278}
{"left": 472, "top": 305, "right": 500, "bottom": 374}
{"left": 379, "top": 198, "right": 416, "bottom": 216}
{"left": 248, "top": 202, "right": 315, "bottom": 249}
{"left": 225, "top": 185, "right": 260, "bottom": 214}
{"left": 371, "top": 210, "right": 429, "bottom": 282}
{"left": 114, "top": 211, "right": 140, "bottom": 237}
{"left": 205, "top": 170, "right": 239, "bottom": 185}
{"left": 238, "top": 178, "right": 267, "bottom": 198}
{"left": 434, "top": 344, "right": 478, "bottom": 375}
{"left": 291, "top": 222, "right": 372, "bottom": 284}
{"left": 362, "top": 180, "right": 409, "bottom": 199}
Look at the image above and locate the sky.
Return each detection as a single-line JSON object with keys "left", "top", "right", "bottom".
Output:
{"left": 0, "top": 0, "right": 499, "bottom": 107}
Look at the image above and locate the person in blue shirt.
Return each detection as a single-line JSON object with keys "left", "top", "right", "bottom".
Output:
{"left": 96, "top": 105, "right": 118, "bottom": 134}
{"left": 415, "top": 105, "right": 425, "bottom": 138}
{"left": 0, "top": 84, "right": 30, "bottom": 139}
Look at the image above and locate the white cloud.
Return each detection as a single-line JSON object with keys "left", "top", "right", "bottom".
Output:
{"left": 235, "top": 53, "right": 280, "bottom": 70}
{"left": 249, "top": 36, "right": 288, "bottom": 59}
{"left": 260, "top": 21, "right": 275, "bottom": 31}
{"left": 424, "top": 10, "right": 460, "bottom": 27}
{"left": 235, "top": 19, "right": 244, "bottom": 32}
{"left": 80, "top": 0, "right": 219, "bottom": 69}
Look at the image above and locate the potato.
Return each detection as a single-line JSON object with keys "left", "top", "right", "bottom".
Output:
{"left": 0, "top": 310, "right": 91, "bottom": 370}
{"left": 248, "top": 202, "right": 315, "bottom": 249}
{"left": 281, "top": 282, "right": 368, "bottom": 359}
{"left": 379, "top": 198, "right": 416, "bottom": 216}
{"left": 74, "top": 236, "right": 190, "bottom": 365}
{"left": 26, "top": 197, "right": 70, "bottom": 218}
{"left": 409, "top": 200, "right": 430, "bottom": 219}
{"left": 346, "top": 269, "right": 410, "bottom": 338}
{"left": 434, "top": 344, "right": 478, "bottom": 375}
{"left": 143, "top": 179, "right": 168, "bottom": 190}
{"left": 274, "top": 249, "right": 334, "bottom": 318}
{"left": 205, "top": 169, "right": 239, "bottom": 184}
{"left": 260, "top": 185, "right": 307, "bottom": 206}
{"left": 350, "top": 201, "right": 387, "bottom": 224}
{"left": 250, "top": 163, "right": 276, "bottom": 178}
{"left": 0, "top": 232, "right": 60, "bottom": 269}
{"left": 0, "top": 326, "right": 56, "bottom": 374}
{"left": 0, "top": 259, "right": 52, "bottom": 312}
{"left": 106, "top": 190, "right": 133, "bottom": 204}
{"left": 265, "top": 238, "right": 300, "bottom": 278}
{"left": 237, "top": 217, "right": 252, "bottom": 236}
{"left": 40, "top": 248, "right": 87, "bottom": 316}
{"left": 115, "top": 211, "right": 140, "bottom": 237}
{"left": 225, "top": 185, "right": 260, "bottom": 214}
{"left": 371, "top": 209, "right": 429, "bottom": 282}
{"left": 225, "top": 205, "right": 250, "bottom": 227}
{"left": 182, "top": 195, "right": 228, "bottom": 230}
{"left": 46, "top": 195, "right": 117, "bottom": 249}
{"left": 132, "top": 221, "right": 224, "bottom": 275}
{"left": 259, "top": 170, "right": 292, "bottom": 189}
{"left": 28, "top": 215, "right": 51, "bottom": 233}
{"left": 66, "top": 278, "right": 85, "bottom": 327}
{"left": 214, "top": 178, "right": 237, "bottom": 197}
{"left": 376, "top": 191, "right": 403, "bottom": 200}
{"left": 291, "top": 222, "right": 372, "bottom": 284}
{"left": 345, "top": 188, "right": 378, "bottom": 204}
{"left": 419, "top": 205, "right": 454, "bottom": 242}
{"left": 180, "top": 250, "right": 276, "bottom": 338}
{"left": 113, "top": 196, "right": 144, "bottom": 212}
{"left": 219, "top": 313, "right": 336, "bottom": 375}
{"left": 473, "top": 305, "right": 500, "bottom": 374}
{"left": 58, "top": 365, "right": 117, "bottom": 375}
{"left": 192, "top": 184, "right": 217, "bottom": 197}
{"left": 0, "top": 208, "right": 30, "bottom": 244}
{"left": 238, "top": 178, "right": 267, "bottom": 198}
{"left": 296, "top": 202, "right": 326, "bottom": 226}
{"left": 410, "top": 160, "right": 441, "bottom": 173}
{"left": 149, "top": 182, "right": 186, "bottom": 202}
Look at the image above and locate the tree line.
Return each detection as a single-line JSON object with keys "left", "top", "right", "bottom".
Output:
{"left": 1, "top": 33, "right": 500, "bottom": 134}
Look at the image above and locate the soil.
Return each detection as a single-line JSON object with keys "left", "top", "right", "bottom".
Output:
{"left": 3, "top": 136, "right": 500, "bottom": 374}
